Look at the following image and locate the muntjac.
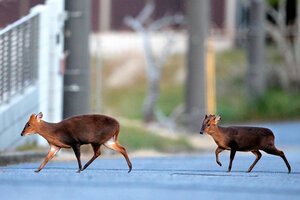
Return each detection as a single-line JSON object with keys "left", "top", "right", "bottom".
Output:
{"left": 200, "top": 114, "right": 291, "bottom": 173}
{"left": 21, "top": 112, "right": 132, "bottom": 173}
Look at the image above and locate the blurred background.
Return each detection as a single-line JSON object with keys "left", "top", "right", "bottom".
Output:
{"left": 0, "top": 0, "right": 299, "bottom": 162}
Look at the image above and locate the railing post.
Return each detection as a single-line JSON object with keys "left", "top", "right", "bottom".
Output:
{"left": 6, "top": 32, "right": 11, "bottom": 104}
{"left": 16, "top": 25, "right": 22, "bottom": 94}
{"left": 33, "top": 16, "right": 39, "bottom": 84}
{"left": 0, "top": 35, "right": 3, "bottom": 103}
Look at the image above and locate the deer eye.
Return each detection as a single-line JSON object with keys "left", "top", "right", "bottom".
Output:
{"left": 27, "top": 123, "right": 31, "bottom": 127}
{"left": 207, "top": 124, "right": 210, "bottom": 127}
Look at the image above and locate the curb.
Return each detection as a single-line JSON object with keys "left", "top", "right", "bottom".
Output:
{"left": 0, "top": 151, "right": 47, "bottom": 166}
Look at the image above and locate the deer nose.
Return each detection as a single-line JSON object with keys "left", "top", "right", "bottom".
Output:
{"left": 200, "top": 127, "right": 204, "bottom": 134}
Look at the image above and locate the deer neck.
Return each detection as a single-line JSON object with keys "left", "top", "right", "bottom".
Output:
{"left": 208, "top": 125, "right": 224, "bottom": 143}
{"left": 36, "top": 121, "right": 59, "bottom": 142}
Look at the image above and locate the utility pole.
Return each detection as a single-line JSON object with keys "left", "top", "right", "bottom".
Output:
{"left": 63, "top": 0, "right": 91, "bottom": 118}
{"left": 185, "top": 0, "right": 208, "bottom": 131}
{"left": 246, "top": 0, "right": 265, "bottom": 99}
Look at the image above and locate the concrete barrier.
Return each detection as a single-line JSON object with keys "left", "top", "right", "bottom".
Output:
{"left": 0, "top": 86, "right": 39, "bottom": 151}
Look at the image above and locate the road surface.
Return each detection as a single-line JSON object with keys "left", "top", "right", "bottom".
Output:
{"left": 0, "top": 122, "right": 300, "bottom": 200}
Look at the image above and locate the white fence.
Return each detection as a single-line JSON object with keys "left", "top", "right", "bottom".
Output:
{"left": 0, "top": 0, "right": 65, "bottom": 150}
{"left": 0, "top": 11, "right": 39, "bottom": 105}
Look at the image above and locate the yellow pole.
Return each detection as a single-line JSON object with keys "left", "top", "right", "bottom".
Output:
{"left": 206, "top": 38, "right": 216, "bottom": 115}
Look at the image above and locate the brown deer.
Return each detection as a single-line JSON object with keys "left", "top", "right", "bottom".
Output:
{"left": 21, "top": 112, "right": 132, "bottom": 173}
{"left": 200, "top": 114, "right": 291, "bottom": 173}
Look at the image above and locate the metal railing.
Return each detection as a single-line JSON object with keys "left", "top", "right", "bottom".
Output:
{"left": 0, "top": 13, "right": 39, "bottom": 105}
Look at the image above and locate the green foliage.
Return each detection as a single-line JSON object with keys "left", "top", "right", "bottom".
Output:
{"left": 218, "top": 88, "right": 300, "bottom": 122}
{"left": 157, "top": 84, "right": 183, "bottom": 116}
{"left": 247, "top": 89, "right": 300, "bottom": 120}
{"left": 268, "top": 0, "right": 279, "bottom": 7}
{"left": 102, "top": 86, "right": 145, "bottom": 119}
{"left": 214, "top": 47, "right": 300, "bottom": 123}
{"left": 96, "top": 53, "right": 184, "bottom": 120}
{"left": 92, "top": 47, "right": 300, "bottom": 125}
{"left": 118, "top": 124, "right": 194, "bottom": 152}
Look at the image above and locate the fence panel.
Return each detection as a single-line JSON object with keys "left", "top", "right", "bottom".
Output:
{"left": 0, "top": 14, "right": 39, "bottom": 105}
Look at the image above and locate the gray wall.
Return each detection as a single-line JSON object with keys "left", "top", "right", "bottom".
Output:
{"left": 0, "top": 87, "right": 39, "bottom": 151}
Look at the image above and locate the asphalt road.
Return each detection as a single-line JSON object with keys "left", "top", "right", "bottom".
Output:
{"left": 0, "top": 122, "right": 300, "bottom": 200}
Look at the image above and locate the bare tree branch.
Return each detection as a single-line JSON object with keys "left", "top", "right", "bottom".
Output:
{"left": 124, "top": 1, "right": 183, "bottom": 122}
{"left": 149, "top": 14, "right": 184, "bottom": 31}
{"left": 156, "top": 31, "right": 175, "bottom": 71}
{"left": 265, "top": 2, "right": 286, "bottom": 35}
{"left": 265, "top": 22, "right": 297, "bottom": 80}
{"left": 265, "top": 0, "right": 300, "bottom": 87}
{"left": 136, "top": 0, "right": 155, "bottom": 24}
{"left": 124, "top": 16, "right": 144, "bottom": 32}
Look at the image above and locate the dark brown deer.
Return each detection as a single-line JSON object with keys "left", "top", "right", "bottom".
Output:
{"left": 200, "top": 114, "right": 291, "bottom": 173}
{"left": 21, "top": 112, "right": 132, "bottom": 173}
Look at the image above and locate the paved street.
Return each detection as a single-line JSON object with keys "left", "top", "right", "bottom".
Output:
{"left": 0, "top": 122, "right": 300, "bottom": 200}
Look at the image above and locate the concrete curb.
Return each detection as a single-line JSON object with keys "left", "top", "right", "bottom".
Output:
{"left": 0, "top": 151, "right": 47, "bottom": 166}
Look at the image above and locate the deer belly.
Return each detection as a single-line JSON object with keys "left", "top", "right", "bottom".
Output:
{"left": 215, "top": 140, "right": 231, "bottom": 150}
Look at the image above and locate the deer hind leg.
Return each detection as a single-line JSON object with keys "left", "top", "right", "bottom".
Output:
{"left": 248, "top": 150, "right": 262, "bottom": 172}
{"left": 82, "top": 144, "right": 101, "bottom": 171}
{"left": 263, "top": 147, "right": 291, "bottom": 173}
{"left": 227, "top": 149, "right": 236, "bottom": 172}
{"left": 72, "top": 144, "right": 82, "bottom": 173}
{"left": 35, "top": 145, "right": 60, "bottom": 173}
{"left": 215, "top": 147, "right": 224, "bottom": 167}
{"left": 104, "top": 137, "right": 132, "bottom": 173}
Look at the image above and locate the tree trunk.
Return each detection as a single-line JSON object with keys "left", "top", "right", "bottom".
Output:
{"left": 124, "top": 2, "right": 182, "bottom": 123}
{"left": 140, "top": 30, "right": 160, "bottom": 122}
{"left": 143, "top": 77, "right": 160, "bottom": 122}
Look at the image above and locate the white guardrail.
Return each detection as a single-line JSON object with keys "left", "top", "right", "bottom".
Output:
{"left": 0, "top": 0, "right": 65, "bottom": 150}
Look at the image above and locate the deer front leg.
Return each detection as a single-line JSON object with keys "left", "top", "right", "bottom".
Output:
{"left": 227, "top": 149, "right": 236, "bottom": 172}
{"left": 35, "top": 145, "right": 60, "bottom": 172}
{"left": 215, "top": 147, "right": 224, "bottom": 167}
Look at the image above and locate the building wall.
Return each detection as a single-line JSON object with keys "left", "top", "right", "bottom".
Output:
{"left": 0, "top": 0, "right": 45, "bottom": 28}
{"left": 1, "top": 0, "right": 229, "bottom": 33}
{"left": 91, "top": 0, "right": 228, "bottom": 32}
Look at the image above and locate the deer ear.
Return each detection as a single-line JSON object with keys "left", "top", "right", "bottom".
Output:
{"left": 30, "top": 114, "right": 36, "bottom": 119}
{"left": 205, "top": 114, "right": 208, "bottom": 119}
{"left": 215, "top": 115, "right": 221, "bottom": 124}
{"left": 36, "top": 112, "right": 43, "bottom": 122}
